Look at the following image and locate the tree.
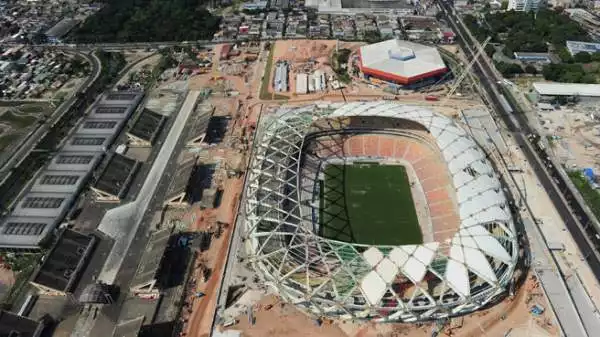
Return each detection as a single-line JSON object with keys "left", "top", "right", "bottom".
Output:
{"left": 574, "top": 51, "right": 592, "bottom": 63}
{"left": 557, "top": 47, "right": 573, "bottom": 63}
{"left": 524, "top": 64, "right": 537, "bottom": 74}
{"left": 494, "top": 61, "right": 523, "bottom": 78}
{"left": 501, "top": 1, "right": 509, "bottom": 9}
{"left": 70, "top": 0, "right": 221, "bottom": 43}
{"left": 591, "top": 53, "right": 600, "bottom": 62}
{"left": 485, "top": 44, "right": 496, "bottom": 57}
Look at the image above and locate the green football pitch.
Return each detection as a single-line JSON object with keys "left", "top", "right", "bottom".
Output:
{"left": 319, "top": 163, "right": 422, "bottom": 246}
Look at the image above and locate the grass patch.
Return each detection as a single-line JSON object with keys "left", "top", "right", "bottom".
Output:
{"left": 259, "top": 44, "right": 288, "bottom": 101}
{"left": 18, "top": 104, "right": 47, "bottom": 114}
{"left": 568, "top": 171, "right": 600, "bottom": 222}
{"left": 320, "top": 163, "right": 422, "bottom": 246}
{"left": 0, "top": 111, "right": 37, "bottom": 129}
{"left": 0, "top": 133, "right": 20, "bottom": 152}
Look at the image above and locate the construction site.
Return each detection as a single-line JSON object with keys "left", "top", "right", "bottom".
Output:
{"left": 169, "top": 41, "right": 560, "bottom": 337}
{"left": 31, "top": 38, "right": 559, "bottom": 337}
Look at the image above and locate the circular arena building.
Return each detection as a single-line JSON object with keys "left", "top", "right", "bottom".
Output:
{"left": 358, "top": 39, "right": 448, "bottom": 86}
{"left": 242, "top": 102, "right": 519, "bottom": 322}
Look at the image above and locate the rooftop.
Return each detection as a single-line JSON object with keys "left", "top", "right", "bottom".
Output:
{"left": 93, "top": 154, "right": 140, "bottom": 200}
{"left": 127, "top": 109, "right": 166, "bottom": 145}
{"left": 566, "top": 40, "right": 600, "bottom": 55}
{"left": 30, "top": 170, "right": 89, "bottom": 194}
{"left": 130, "top": 227, "right": 173, "bottom": 292}
{"left": 12, "top": 192, "right": 73, "bottom": 218}
{"left": 164, "top": 154, "right": 197, "bottom": 205}
{"left": 31, "top": 229, "right": 96, "bottom": 293}
{"left": 0, "top": 216, "right": 56, "bottom": 250}
{"left": 359, "top": 39, "right": 447, "bottom": 79}
{"left": 533, "top": 82, "right": 600, "bottom": 97}
{"left": 99, "top": 91, "right": 144, "bottom": 106}
{"left": 0, "top": 310, "right": 46, "bottom": 337}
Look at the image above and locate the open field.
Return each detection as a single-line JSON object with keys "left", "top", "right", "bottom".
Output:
{"left": 0, "top": 102, "right": 49, "bottom": 154}
{"left": 320, "top": 163, "right": 422, "bottom": 245}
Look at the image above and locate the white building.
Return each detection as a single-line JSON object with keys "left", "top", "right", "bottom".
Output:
{"left": 296, "top": 73, "right": 308, "bottom": 95}
{"left": 508, "top": 0, "right": 546, "bottom": 11}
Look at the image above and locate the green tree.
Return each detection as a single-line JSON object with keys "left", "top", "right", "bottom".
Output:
{"left": 70, "top": 0, "right": 221, "bottom": 43}
{"left": 574, "top": 51, "right": 592, "bottom": 63}
{"left": 557, "top": 47, "right": 574, "bottom": 63}
{"left": 485, "top": 44, "right": 496, "bottom": 57}
{"left": 501, "top": 1, "right": 509, "bottom": 9}
{"left": 524, "top": 64, "right": 537, "bottom": 74}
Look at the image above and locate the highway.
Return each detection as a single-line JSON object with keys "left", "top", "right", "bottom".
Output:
{"left": 438, "top": 0, "right": 600, "bottom": 280}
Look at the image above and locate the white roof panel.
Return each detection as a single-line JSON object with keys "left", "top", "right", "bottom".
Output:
{"left": 376, "top": 258, "right": 399, "bottom": 283}
{"left": 463, "top": 247, "right": 497, "bottom": 283}
{"left": 468, "top": 225, "right": 512, "bottom": 264}
{"left": 360, "top": 271, "right": 388, "bottom": 305}
{"left": 533, "top": 82, "right": 600, "bottom": 97}
{"left": 363, "top": 247, "right": 384, "bottom": 267}
{"left": 359, "top": 39, "right": 447, "bottom": 78}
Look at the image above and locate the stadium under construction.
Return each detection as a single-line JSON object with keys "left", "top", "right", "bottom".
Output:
{"left": 242, "top": 102, "right": 519, "bottom": 322}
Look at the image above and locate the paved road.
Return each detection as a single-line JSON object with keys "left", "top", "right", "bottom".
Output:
{"left": 438, "top": 0, "right": 600, "bottom": 280}
{"left": 436, "top": 1, "right": 600, "bottom": 335}
{"left": 0, "top": 50, "right": 101, "bottom": 182}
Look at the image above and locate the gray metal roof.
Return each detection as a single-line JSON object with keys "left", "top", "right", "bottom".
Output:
{"left": 0, "top": 216, "right": 57, "bottom": 250}
{"left": 12, "top": 192, "right": 73, "bottom": 218}
{"left": 30, "top": 170, "right": 90, "bottom": 194}
{"left": 46, "top": 152, "right": 103, "bottom": 172}
{"left": 75, "top": 119, "right": 125, "bottom": 136}
{"left": 45, "top": 18, "right": 79, "bottom": 39}
{"left": 0, "top": 90, "right": 143, "bottom": 251}
{"left": 533, "top": 82, "right": 600, "bottom": 97}
{"left": 98, "top": 91, "right": 144, "bottom": 107}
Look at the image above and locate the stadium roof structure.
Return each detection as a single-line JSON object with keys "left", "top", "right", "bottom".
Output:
{"left": 358, "top": 39, "right": 447, "bottom": 84}
{"left": 533, "top": 82, "right": 600, "bottom": 97}
{"left": 243, "top": 102, "right": 518, "bottom": 322}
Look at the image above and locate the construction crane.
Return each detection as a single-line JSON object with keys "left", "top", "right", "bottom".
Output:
{"left": 441, "top": 36, "right": 492, "bottom": 106}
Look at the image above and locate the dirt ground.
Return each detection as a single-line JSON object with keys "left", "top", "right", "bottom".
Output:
{"left": 220, "top": 273, "right": 557, "bottom": 337}
{"left": 182, "top": 177, "right": 243, "bottom": 337}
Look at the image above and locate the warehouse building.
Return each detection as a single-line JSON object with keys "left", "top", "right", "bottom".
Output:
{"left": 566, "top": 40, "right": 600, "bottom": 56}
{"left": 296, "top": 73, "right": 308, "bottom": 94}
{"left": 45, "top": 18, "right": 80, "bottom": 43}
{"left": 274, "top": 62, "right": 289, "bottom": 92}
{"left": 533, "top": 82, "right": 600, "bottom": 106}
{"left": 30, "top": 229, "right": 96, "bottom": 295}
{"left": 0, "top": 91, "right": 143, "bottom": 251}
{"left": 358, "top": 39, "right": 448, "bottom": 87}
